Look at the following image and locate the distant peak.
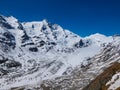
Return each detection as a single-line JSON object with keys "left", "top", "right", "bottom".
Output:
{"left": 0, "top": 14, "right": 18, "bottom": 21}
{"left": 5, "top": 16, "right": 18, "bottom": 22}
{"left": 42, "top": 19, "right": 49, "bottom": 25}
{"left": 89, "top": 33, "right": 107, "bottom": 38}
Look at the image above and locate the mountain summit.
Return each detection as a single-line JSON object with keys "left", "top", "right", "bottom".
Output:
{"left": 0, "top": 15, "right": 120, "bottom": 90}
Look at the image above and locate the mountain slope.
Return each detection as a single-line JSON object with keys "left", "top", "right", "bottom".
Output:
{"left": 82, "top": 62, "right": 120, "bottom": 90}
{"left": 0, "top": 14, "right": 120, "bottom": 90}
{"left": 37, "top": 38, "right": 120, "bottom": 90}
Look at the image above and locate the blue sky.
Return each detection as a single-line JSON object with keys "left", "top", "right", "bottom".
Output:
{"left": 0, "top": 0, "right": 120, "bottom": 36}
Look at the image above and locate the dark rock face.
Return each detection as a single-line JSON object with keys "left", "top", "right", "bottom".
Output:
{"left": 0, "top": 32, "right": 16, "bottom": 51}
{"left": 48, "top": 42, "right": 56, "bottom": 46}
{"left": 38, "top": 41, "right": 56, "bottom": 48}
{"left": 29, "top": 47, "right": 38, "bottom": 52}
{"left": 17, "top": 22, "right": 24, "bottom": 30}
{"left": 41, "top": 84, "right": 52, "bottom": 90}
{"left": 0, "top": 15, "right": 14, "bottom": 29}
{"left": 5, "top": 60, "right": 22, "bottom": 68}
{"left": 0, "top": 22, "right": 14, "bottom": 29}
{"left": 0, "top": 55, "right": 8, "bottom": 64}
{"left": 41, "top": 25, "right": 47, "bottom": 30}
{"left": 21, "top": 31, "right": 30, "bottom": 43}
{"left": 39, "top": 40, "right": 46, "bottom": 47}
{"left": 74, "top": 39, "right": 85, "bottom": 48}
{"left": 21, "top": 42, "right": 35, "bottom": 47}
{"left": 0, "top": 15, "right": 6, "bottom": 22}
{"left": 0, "top": 68, "right": 8, "bottom": 76}
{"left": 0, "top": 55, "right": 21, "bottom": 77}
{"left": 79, "top": 39, "right": 84, "bottom": 47}
{"left": 11, "top": 87, "right": 25, "bottom": 90}
{"left": 74, "top": 39, "right": 91, "bottom": 48}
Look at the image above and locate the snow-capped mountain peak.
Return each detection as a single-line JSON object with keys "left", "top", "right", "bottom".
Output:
{"left": 0, "top": 14, "right": 120, "bottom": 90}
{"left": 0, "top": 15, "right": 23, "bottom": 30}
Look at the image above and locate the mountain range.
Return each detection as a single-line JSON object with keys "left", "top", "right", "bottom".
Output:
{"left": 0, "top": 15, "right": 120, "bottom": 90}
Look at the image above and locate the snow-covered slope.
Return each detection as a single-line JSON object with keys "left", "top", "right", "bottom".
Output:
{"left": 0, "top": 14, "right": 120, "bottom": 90}
{"left": 40, "top": 36, "right": 120, "bottom": 90}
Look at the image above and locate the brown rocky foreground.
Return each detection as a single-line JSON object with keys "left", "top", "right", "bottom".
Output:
{"left": 82, "top": 62, "right": 120, "bottom": 90}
